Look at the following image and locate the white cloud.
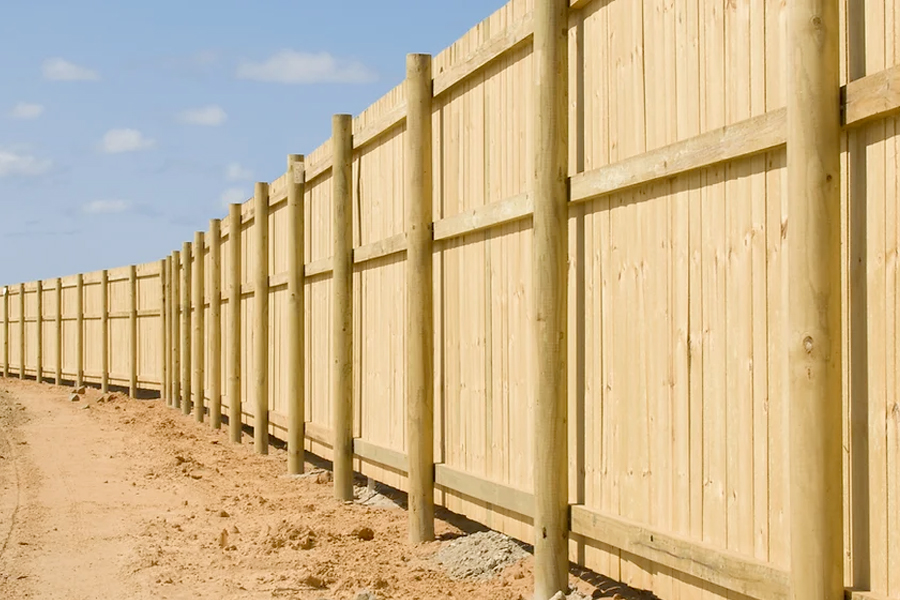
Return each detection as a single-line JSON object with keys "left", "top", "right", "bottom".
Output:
{"left": 236, "top": 50, "right": 377, "bottom": 84}
{"left": 178, "top": 104, "right": 227, "bottom": 126}
{"left": 82, "top": 200, "right": 130, "bottom": 214}
{"left": 9, "top": 103, "right": 44, "bottom": 119}
{"left": 225, "top": 162, "right": 252, "bottom": 181}
{"left": 100, "top": 129, "right": 154, "bottom": 153}
{"left": 220, "top": 187, "right": 248, "bottom": 208}
{"left": 42, "top": 58, "right": 100, "bottom": 81}
{"left": 0, "top": 150, "right": 52, "bottom": 177}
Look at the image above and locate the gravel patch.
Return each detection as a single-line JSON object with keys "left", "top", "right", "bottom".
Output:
{"left": 434, "top": 531, "right": 528, "bottom": 581}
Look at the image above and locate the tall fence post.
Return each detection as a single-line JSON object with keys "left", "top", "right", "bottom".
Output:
{"left": 228, "top": 203, "right": 243, "bottom": 443}
{"left": 2, "top": 286, "right": 8, "bottom": 378}
{"left": 161, "top": 258, "right": 168, "bottom": 403}
{"left": 19, "top": 283, "right": 24, "bottom": 380}
{"left": 533, "top": 0, "right": 569, "bottom": 597}
{"left": 287, "top": 154, "right": 306, "bottom": 475}
{"left": 209, "top": 219, "right": 222, "bottom": 429}
{"left": 129, "top": 265, "right": 138, "bottom": 397}
{"left": 787, "top": 0, "right": 843, "bottom": 598}
{"left": 172, "top": 250, "right": 182, "bottom": 410}
{"left": 332, "top": 114, "right": 354, "bottom": 501}
{"left": 193, "top": 231, "right": 206, "bottom": 423}
{"left": 36, "top": 280, "right": 42, "bottom": 383}
{"left": 406, "top": 53, "right": 435, "bottom": 543}
{"left": 100, "top": 270, "right": 109, "bottom": 393}
{"left": 181, "top": 242, "right": 192, "bottom": 415}
{"left": 76, "top": 274, "right": 83, "bottom": 388}
{"left": 55, "top": 278, "right": 62, "bottom": 384}
{"left": 254, "top": 183, "right": 269, "bottom": 454}
{"left": 287, "top": 154, "right": 306, "bottom": 474}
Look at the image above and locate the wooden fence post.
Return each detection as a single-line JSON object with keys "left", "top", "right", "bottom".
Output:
{"left": 19, "top": 283, "right": 24, "bottom": 380}
{"left": 209, "top": 219, "right": 222, "bottom": 429}
{"left": 129, "top": 265, "right": 138, "bottom": 397}
{"left": 161, "top": 259, "right": 168, "bottom": 402}
{"left": 182, "top": 242, "right": 192, "bottom": 415}
{"left": 2, "top": 286, "right": 8, "bottom": 378}
{"left": 193, "top": 231, "right": 206, "bottom": 423}
{"left": 55, "top": 278, "right": 62, "bottom": 384}
{"left": 172, "top": 250, "right": 181, "bottom": 410}
{"left": 254, "top": 183, "right": 270, "bottom": 454}
{"left": 787, "top": 0, "right": 843, "bottom": 598}
{"left": 228, "top": 204, "right": 243, "bottom": 443}
{"left": 533, "top": 0, "right": 569, "bottom": 597}
{"left": 406, "top": 53, "right": 435, "bottom": 543}
{"left": 76, "top": 274, "right": 83, "bottom": 388}
{"left": 100, "top": 270, "right": 109, "bottom": 393}
{"left": 287, "top": 154, "right": 306, "bottom": 474}
{"left": 332, "top": 114, "right": 354, "bottom": 501}
{"left": 36, "top": 280, "right": 42, "bottom": 383}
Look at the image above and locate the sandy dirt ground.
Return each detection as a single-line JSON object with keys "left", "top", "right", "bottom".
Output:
{"left": 0, "top": 379, "right": 646, "bottom": 600}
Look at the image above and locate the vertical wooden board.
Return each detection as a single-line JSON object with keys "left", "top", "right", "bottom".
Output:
{"left": 886, "top": 117, "right": 900, "bottom": 597}
{"left": 766, "top": 149, "right": 789, "bottom": 568}
{"left": 724, "top": 157, "right": 755, "bottom": 561}
{"left": 701, "top": 163, "right": 728, "bottom": 558}
{"left": 765, "top": 0, "right": 786, "bottom": 110}
{"left": 866, "top": 119, "right": 889, "bottom": 593}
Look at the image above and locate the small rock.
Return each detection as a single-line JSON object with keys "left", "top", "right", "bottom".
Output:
{"left": 355, "top": 591, "right": 379, "bottom": 600}
{"left": 69, "top": 393, "right": 80, "bottom": 402}
{"left": 80, "top": 404, "right": 91, "bottom": 410}
{"left": 73, "top": 385, "right": 86, "bottom": 394}
{"left": 231, "top": 525, "right": 240, "bottom": 534}
{"left": 218, "top": 529, "right": 229, "bottom": 548}
{"left": 218, "top": 510, "right": 230, "bottom": 518}
{"left": 315, "top": 471, "right": 332, "bottom": 484}
{"left": 189, "top": 473, "right": 202, "bottom": 480}
{"left": 353, "top": 526, "right": 375, "bottom": 541}
{"left": 300, "top": 574, "right": 326, "bottom": 589}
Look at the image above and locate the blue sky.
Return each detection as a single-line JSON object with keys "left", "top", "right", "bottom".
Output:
{"left": 0, "top": 0, "right": 506, "bottom": 285}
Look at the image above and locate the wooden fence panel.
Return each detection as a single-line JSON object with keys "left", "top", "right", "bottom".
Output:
{"left": 7, "top": 287, "right": 21, "bottom": 375}
{"left": 81, "top": 274, "right": 103, "bottom": 383}
{"left": 303, "top": 152, "right": 334, "bottom": 461}
{"left": 5, "top": 0, "right": 900, "bottom": 598}
{"left": 60, "top": 275, "right": 79, "bottom": 379}
{"left": 136, "top": 262, "right": 162, "bottom": 389}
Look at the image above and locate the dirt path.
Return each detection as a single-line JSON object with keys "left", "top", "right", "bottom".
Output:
{"left": 0, "top": 379, "right": 637, "bottom": 600}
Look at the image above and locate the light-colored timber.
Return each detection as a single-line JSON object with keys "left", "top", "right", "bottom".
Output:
{"left": 787, "top": 1, "right": 843, "bottom": 599}
{"left": 332, "top": 114, "right": 354, "bottom": 502}
{"left": 287, "top": 154, "right": 306, "bottom": 474}
{"left": 532, "top": 0, "right": 569, "bottom": 597}
{"left": 406, "top": 53, "right": 436, "bottom": 544}
{"left": 253, "top": 183, "right": 269, "bottom": 453}
{"left": 209, "top": 220, "right": 222, "bottom": 428}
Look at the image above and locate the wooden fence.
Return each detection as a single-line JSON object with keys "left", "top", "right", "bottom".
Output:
{"left": 2, "top": 0, "right": 900, "bottom": 598}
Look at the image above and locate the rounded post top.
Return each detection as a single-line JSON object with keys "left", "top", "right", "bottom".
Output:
{"left": 332, "top": 114, "right": 352, "bottom": 127}
{"left": 254, "top": 181, "right": 269, "bottom": 195}
{"left": 288, "top": 153, "right": 304, "bottom": 164}
{"left": 210, "top": 217, "right": 221, "bottom": 228}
